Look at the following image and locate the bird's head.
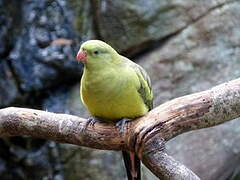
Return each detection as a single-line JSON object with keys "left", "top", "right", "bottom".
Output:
{"left": 76, "top": 40, "right": 119, "bottom": 67}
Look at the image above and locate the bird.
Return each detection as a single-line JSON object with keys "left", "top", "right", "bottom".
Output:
{"left": 76, "top": 40, "right": 153, "bottom": 180}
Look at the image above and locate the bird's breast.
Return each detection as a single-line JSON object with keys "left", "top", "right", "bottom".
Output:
{"left": 80, "top": 68, "right": 148, "bottom": 121}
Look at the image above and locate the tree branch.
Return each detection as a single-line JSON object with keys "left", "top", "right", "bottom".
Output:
{"left": 0, "top": 108, "right": 125, "bottom": 150}
{"left": 1, "top": 78, "right": 240, "bottom": 179}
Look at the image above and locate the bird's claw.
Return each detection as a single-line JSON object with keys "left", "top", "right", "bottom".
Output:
{"left": 84, "top": 116, "right": 101, "bottom": 130}
{"left": 116, "top": 118, "right": 132, "bottom": 135}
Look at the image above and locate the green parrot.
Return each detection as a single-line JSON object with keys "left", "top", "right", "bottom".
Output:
{"left": 76, "top": 40, "right": 153, "bottom": 180}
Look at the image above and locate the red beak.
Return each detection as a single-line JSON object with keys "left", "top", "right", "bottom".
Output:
{"left": 76, "top": 50, "right": 87, "bottom": 63}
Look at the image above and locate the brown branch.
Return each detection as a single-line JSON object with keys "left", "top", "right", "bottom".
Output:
{"left": 1, "top": 78, "right": 240, "bottom": 179}
{"left": 0, "top": 108, "right": 125, "bottom": 150}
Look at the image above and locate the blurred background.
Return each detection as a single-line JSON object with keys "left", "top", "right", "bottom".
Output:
{"left": 1, "top": 0, "right": 240, "bottom": 179}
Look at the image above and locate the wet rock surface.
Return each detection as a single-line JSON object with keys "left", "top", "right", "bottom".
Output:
{"left": 1, "top": 0, "right": 240, "bottom": 179}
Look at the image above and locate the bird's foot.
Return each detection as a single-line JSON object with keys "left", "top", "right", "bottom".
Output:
{"left": 116, "top": 118, "right": 132, "bottom": 135}
{"left": 84, "top": 116, "right": 102, "bottom": 130}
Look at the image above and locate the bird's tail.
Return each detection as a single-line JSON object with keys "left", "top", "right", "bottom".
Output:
{"left": 122, "top": 151, "right": 141, "bottom": 180}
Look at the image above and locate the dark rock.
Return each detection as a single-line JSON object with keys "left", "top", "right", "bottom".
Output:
{"left": 0, "top": 60, "right": 20, "bottom": 107}
{"left": 43, "top": 84, "right": 89, "bottom": 118}
{"left": 0, "top": 0, "right": 22, "bottom": 57}
{"left": 0, "top": 158, "right": 6, "bottom": 175}
{"left": 0, "top": 137, "right": 63, "bottom": 180}
{"left": 0, "top": 0, "right": 22, "bottom": 107}
{"left": 9, "top": 0, "right": 83, "bottom": 92}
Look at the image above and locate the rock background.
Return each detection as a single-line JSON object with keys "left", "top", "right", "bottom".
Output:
{"left": 1, "top": 0, "right": 240, "bottom": 179}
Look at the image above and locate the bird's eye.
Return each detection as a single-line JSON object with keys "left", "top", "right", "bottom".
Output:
{"left": 93, "top": 50, "right": 99, "bottom": 55}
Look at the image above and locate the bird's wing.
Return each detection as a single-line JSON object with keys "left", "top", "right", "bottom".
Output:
{"left": 124, "top": 58, "right": 153, "bottom": 110}
{"left": 135, "top": 64, "right": 153, "bottom": 110}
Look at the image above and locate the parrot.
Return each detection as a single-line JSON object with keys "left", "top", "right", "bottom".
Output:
{"left": 76, "top": 40, "right": 153, "bottom": 180}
